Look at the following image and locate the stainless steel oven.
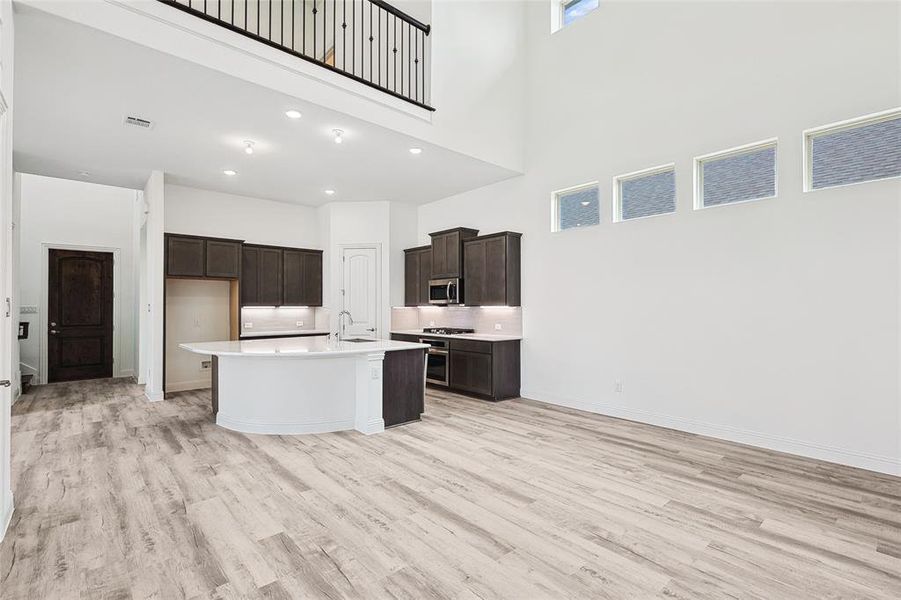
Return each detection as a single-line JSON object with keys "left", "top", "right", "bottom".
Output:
{"left": 420, "top": 337, "right": 449, "bottom": 386}
{"left": 428, "top": 278, "right": 462, "bottom": 305}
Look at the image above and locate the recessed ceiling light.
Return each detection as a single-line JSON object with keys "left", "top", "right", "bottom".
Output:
{"left": 409, "top": 147, "right": 422, "bottom": 155}
{"left": 223, "top": 170, "right": 237, "bottom": 176}
{"left": 285, "top": 110, "right": 302, "bottom": 119}
{"left": 243, "top": 140, "right": 255, "bottom": 155}
{"left": 581, "top": 201, "right": 590, "bottom": 206}
{"left": 332, "top": 129, "right": 344, "bottom": 144}
{"left": 324, "top": 189, "right": 335, "bottom": 195}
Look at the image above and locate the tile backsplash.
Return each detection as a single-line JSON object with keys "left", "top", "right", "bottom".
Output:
{"left": 391, "top": 306, "right": 522, "bottom": 336}
{"left": 240, "top": 307, "right": 323, "bottom": 334}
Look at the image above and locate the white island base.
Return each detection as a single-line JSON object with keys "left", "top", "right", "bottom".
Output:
{"left": 180, "top": 337, "right": 428, "bottom": 435}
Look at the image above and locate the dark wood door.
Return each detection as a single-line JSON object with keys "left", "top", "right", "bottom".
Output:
{"left": 417, "top": 249, "right": 431, "bottom": 305}
{"left": 205, "top": 240, "right": 241, "bottom": 278}
{"left": 48, "top": 249, "right": 114, "bottom": 382}
{"left": 166, "top": 235, "right": 205, "bottom": 277}
{"left": 300, "top": 251, "right": 323, "bottom": 306}
{"left": 404, "top": 250, "right": 420, "bottom": 306}
{"left": 449, "top": 349, "right": 493, "bottom": 396}
{"left": 240, "top": 246, "right": 260, "bottom": 305}
{"left": 282, "top": 249, "right": 304, "bottom": 305}
{"left": 258, "top": 248, "right": 283, "bottom": 306}
{"left": 484, "top": 235, "right": 508, "bottom": 305}
{"left": 463, "top": 239, "right": 486, "bottom": 306}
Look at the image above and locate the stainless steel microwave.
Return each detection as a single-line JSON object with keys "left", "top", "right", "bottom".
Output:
{"left": 429, "top": 278, "right": 462, "bottom": 305}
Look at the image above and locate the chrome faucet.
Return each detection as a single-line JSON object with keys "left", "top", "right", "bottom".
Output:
{"left": 337, "top": 310, "right": 354, "bottom": 340}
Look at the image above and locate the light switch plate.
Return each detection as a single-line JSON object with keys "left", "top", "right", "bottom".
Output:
{"left": 296, "top": 321, "right": 304, "bottom": 327}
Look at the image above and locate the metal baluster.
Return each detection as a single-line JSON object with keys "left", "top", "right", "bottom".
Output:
{"left": 342, "top": 0, "right": 347, "bottom": 71}
{"left": 313, "top": 0, "right": 317, "bottom": 60}
{"left": 322, "top": 0, "right": 326, "bottom": 61}
{"left": 368, "top": 2, "right": 373, "bottom": 82}
{"left": 415, "top": 27, "right": 418, "bottom": 102}
{"left": 378, "top": 7, "right": 382, "bottom": 86}
{"left": 393, "top": 15, "right": 397, "bottom": 92}
{"left": 291, "top": 0, "right": 295, "bottom": 50}
{"left": 351, "top": 0, "right": 355, "bottom": 74}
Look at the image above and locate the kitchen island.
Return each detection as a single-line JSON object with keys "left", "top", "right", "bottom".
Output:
{"left": 180, "top": 336, "right": 428, "bottom": 435}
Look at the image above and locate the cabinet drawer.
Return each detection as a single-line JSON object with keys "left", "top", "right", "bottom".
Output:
{"left": 391, "top": 334, "right": 421, "bottom": 343}
{"left": 449, "top": 338, "right": 492, "bottom": 354}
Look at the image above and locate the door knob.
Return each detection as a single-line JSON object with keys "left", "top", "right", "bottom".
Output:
{"left": 50, "top": 322, "right": 57, "bottom": 326}
{"left": 366, "top": 327, "right": 376, "bottom": 332}
{"left": 0, "top": 380, "right": 10, "bottom": 388}
{"left": 50, "top": 329, "right": 59, "bottom": 335}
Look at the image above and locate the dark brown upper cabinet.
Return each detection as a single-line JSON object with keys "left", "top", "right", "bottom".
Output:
{"left": 283, "top": 249, "right": 323, "bottom": 306}
{"left": 430, "top": 227, "right": 479, "bottom": 279}
{"left": 205, "top": 239, "right": 242, "bottom": 278}
{"left": 463, "top": 232, "right": 521, "bottom": 306}
{"left": 166, "top": 234, "right": 241, "bottom": 279}
{"left": 166, "top": 235, "right": 205, "bottom": 277}
{"left": 243, "top": 245, "right": 322, "bottom": 307}
{"left": 404, "top": 245, "right": 432, "bottom": 306}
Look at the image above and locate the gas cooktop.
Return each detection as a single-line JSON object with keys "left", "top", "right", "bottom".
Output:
{"left": 422, "top": 327, "right": 475, "bottom": 335}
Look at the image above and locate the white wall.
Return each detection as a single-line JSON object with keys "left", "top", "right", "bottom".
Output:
{"left": 419, "top": 1, "right": 901, "bottom": 474}
{"left": 1, "top": 0, "right": 15, "bottom": 543}
{"left": 16, "top": 174, "right": 138, "bottom": 383}
{"left": 165, "top": 278, "right": 230, "bottom": 392}
{"left": 143, "top": 170, "right": 165, "bottom": 401}
{"left": 164, "top": 184, "right": 320, "bottom": 247}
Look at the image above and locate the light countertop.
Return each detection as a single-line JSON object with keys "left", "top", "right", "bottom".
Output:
{"left": 240, "top": 329, "right": 329, "bottom": 338}
{"left": 180, "top": 336, "right": 428, "bottom": 358}
{"left": 390, "top": 329, "right": 523, "bottom": 342}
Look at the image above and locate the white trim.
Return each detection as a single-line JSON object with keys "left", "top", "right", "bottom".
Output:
{"left": 693, "top": 138, "right": 778, "bottom": 210}
{"left": 0, "top": 490, "right": 12, "bottom": 543}
{"left": 521, "top": 387, "right": 901, "bottom": 477}
{"left": 802, "top": 106, "right": 901, "bottom": 193}
{"left": 612, "top": 163, "right": 677, "bottom": 223}
{"left": 39, "top": 243, "right": 123, "bottom": 384}
{"left": 551, "top": 180, "right": 600, "bottom": 232}
{"left": 216, "top": 414, "right": 356, "bottom": 435}
{"left": 165, "top": 379, "right": 210, "bottom": 393}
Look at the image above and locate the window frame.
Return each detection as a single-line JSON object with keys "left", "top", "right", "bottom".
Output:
{"left": 612, "top": 163, "right": 677, "bottom": 223}
{"left": 693, "top": 138, "right": 778, "bottom": 210}
{"left": 551, "top": 180, "right": 600, "bottom": 233}
{"left": 552, "top": 0, "right": 599, "bottom": 33}
{"left": 802, "top": 107, "right": 901, "bottom": 193}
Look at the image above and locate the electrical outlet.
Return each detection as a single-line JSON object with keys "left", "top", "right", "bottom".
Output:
{"left": 615, "top": 381, "right": 623, "bottom": 393}
{"left": 244, "top": 322, "right": 253, "bottom": 329}
{"left": 296, "top": 321, "right": 304, "bottom": 327}
{"left": 494, "top": 323, "right": 502, "bottom": 331}
{"left": 201, "top": 360, "right": 211, "bottom": 370}
{"left": 370, "top": 367, "right": 380, "bottom": 380}
{"left": 428, "top": 320, "right": 435, "bottom": 327}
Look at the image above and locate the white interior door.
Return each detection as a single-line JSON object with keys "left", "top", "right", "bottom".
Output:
{"left": 341, "top": 246, "right": 379, "bottom": 338}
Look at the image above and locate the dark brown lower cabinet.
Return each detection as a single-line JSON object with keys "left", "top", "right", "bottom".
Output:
{"left": 382, "top": 348, "right": 426, "bottom": 427}
{"left": 390, "top": 334, "right": 521, "bottom": 401}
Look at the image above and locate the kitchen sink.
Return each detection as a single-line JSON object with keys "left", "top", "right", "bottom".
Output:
{"left": 340, "top": 338, "right": 376, "bottom": 343}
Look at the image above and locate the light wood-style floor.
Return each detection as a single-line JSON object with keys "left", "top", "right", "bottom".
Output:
{"left": 1, "top": 380, "right": 900, "bottom": 599}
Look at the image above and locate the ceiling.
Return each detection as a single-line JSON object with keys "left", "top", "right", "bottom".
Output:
{"left": 13, "top": 6, "right": 518, "bottom": 206}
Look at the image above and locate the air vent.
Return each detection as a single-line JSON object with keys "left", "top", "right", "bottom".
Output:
{"left": 124, "top": 115, "right": 153, "bottom": 129}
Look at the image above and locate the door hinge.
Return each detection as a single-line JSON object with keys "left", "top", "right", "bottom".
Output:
{"left": 4, "top": 297, "right": 9, "bottom": 318}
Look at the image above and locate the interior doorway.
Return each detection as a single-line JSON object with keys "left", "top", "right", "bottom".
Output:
{"left": 47, "top": 249, "right": 114, "bottom": 382}
{"left": 340, "top": 245, "right": 380, "bottom": 338}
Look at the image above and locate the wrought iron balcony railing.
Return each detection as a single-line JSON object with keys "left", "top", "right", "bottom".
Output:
{"left": 157, "top": 0, "right": 433, "bottom": 110}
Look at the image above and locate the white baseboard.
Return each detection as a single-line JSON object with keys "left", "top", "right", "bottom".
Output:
{"left": 521, "top": 388, "right": 901, "bottom": 477}
{"left": 165, "top": 380, "right": 210, "bottom": 393}
{"left": 0, "top": 490, "right": 13, "bottom": 543}
{"left": 357, "top": 417, "right": 385, "bottom": 435}
{"left": 144, "top": 386, "right": 164, "bottom": 402}
{"left": 216, "top": 414, "right": 355, "bottom": 435}
{"left": 117, "top": 369, "right": 135, "bottom": 378}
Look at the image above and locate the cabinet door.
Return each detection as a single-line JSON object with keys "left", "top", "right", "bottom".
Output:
{"left": 300, "top": 252, "right": 322, "bottom": 306}
{"left": 444, "top": 231, "right": 461, "bottom": 278}
{"left": 463, "top": 239, "right": 486, "bottom": 306}
{"left": 166, "top": 235, "right": 205, "bottom": 277}
{"left": 404, "top": 251, "right": 420, "bottom": 307}
{"left": 483, "top": 236, "right": 508, "bottom": 305}
{"left": 449, "top": 350, "right": 493, "bottom": 396}
{"left": 259, "top": 248, "right": 283, "bottom": 306}
{"left": 205, "top": 240, "right": 241, "bottom": 278}
{"left": 282, "top": 249, "right": 304, "bottom": 306}
{"left": 430, "top": 234, "right": 448, "bottom": 278}
{"left": 418, "top": 249, "right": 432, "bottom": 305}
{"left": 240, "top": 246, "right": 260, "bottom": 305}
